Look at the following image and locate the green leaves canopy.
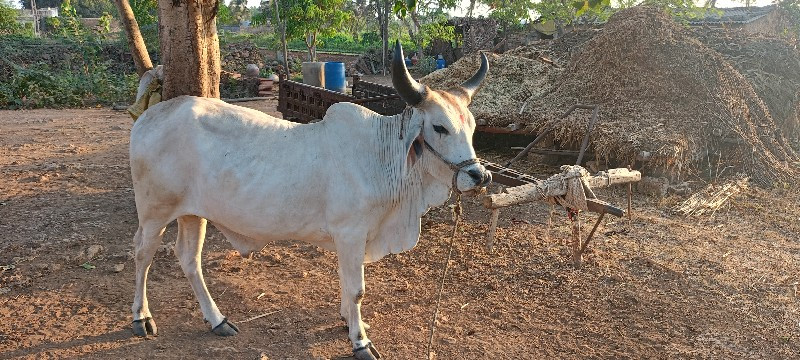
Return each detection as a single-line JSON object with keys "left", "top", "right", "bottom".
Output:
{"left": 1, "top": 0, "right": 30, "bottom": 36}
{"left": 283, "top": 0, "right": 350, "bottom": 40}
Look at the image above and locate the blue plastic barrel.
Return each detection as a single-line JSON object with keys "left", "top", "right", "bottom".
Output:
{"left": 436, "top": 58, "right": 446, "bottom": 69}
{"left": 324, "top": 62, "right": 346, "bottom": 93}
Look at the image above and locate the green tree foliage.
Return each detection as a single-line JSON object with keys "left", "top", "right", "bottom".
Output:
{"left": 480, "top": 0, "right": 535, "bottom": 32}
{"left": 419, "top": 17, "right": 455, "bottom": 48}
{"left": 126, "top": 0, "right": 157, "bottom": 49}
{"left": 392, "top": 0, "right": 420, "bottom": 17}
{"left": 47, "top": 0, "right": 86, "bottom": 38}
{"left": 1, "top": 0, "right": 34, "bottom": 36}
{"left": 96, "top": 10, "right": 111, "bottom": 36}
{"left": 217, "top": 2, "right": 236, "bottom": 25}
{"left": 640, "top": 0, "right": 710, "bottom": 20}
{"left": 249, "top": 0, "right": 269, "bottom": 26}
{"left": 72, "top": 0, "right": 117, "bottom": 18}
{"left": 777, "top": 0, "right": 800, "bottom": 38}
{"left": 282, "top": 0, "right": 351, "bottom": 61}
{"left": 228, "top": 0, "right": 249, "bottom": 24}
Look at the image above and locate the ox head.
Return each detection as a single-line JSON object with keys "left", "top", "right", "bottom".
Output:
{"left": 392, "top": 41, "right": 492, "bottom": 194}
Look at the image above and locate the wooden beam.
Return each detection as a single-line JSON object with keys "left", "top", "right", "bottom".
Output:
{"left": 481, "top": 167, "right": 640, "bottom": 214}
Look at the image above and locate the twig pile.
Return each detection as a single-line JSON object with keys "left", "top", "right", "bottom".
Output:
{"left": 694, "top": 28, "right": 800, "bottom": 143}
{"left": 673, "top": 177, "right": 749, "bottom": 217}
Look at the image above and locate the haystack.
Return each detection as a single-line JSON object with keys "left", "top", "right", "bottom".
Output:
{"left": 420, "top": 52, "right": 560, "bottom": 128}
{"left": 528, "top": 6, "right": 798, "bottom": 185}
{"left": 694, "top": 28, "right": 800, "bottom": 144}
{"left": 421, "top": 6, "right": 799, "bottom": 185}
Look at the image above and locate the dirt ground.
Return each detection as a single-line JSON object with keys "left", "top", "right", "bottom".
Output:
{"left": 1, "top": 102, "right": 799, "bottom": 359}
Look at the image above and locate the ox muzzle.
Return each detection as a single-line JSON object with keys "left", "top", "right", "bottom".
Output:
{"left": 423, "top": 140, "right": 492, "bottom": 194}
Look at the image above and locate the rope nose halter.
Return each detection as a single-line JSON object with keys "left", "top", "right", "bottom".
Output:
{"left": 422, "top": 140, "right": 484, "bottom": 194}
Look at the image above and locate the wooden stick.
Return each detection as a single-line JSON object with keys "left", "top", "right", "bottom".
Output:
{"left": 486, "top": 209, "right": 500, "bottom": 253}
{"left": 482, "top": 168, "right": 641, "bottom": 210}
{"left": 482, "top": 179, "right": 567, "bottom": 209}
{"left": 571, "top": 213, "right": 582, "bottom": 268}
{"left": 239, "top": 310, "right": 282, "bottom": 323}
{"left": 583, "top": 168, "right": 642, "bottom": 188}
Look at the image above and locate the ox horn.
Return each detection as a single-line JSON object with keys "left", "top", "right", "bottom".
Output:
{"left": 459, "top": 52, "right": 489, "bottom": 101}
{"left": 392, "top": 40, "right": 425, "bottom": 107}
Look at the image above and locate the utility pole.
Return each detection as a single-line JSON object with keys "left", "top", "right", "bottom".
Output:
{"left": 30, "top": 0, "right": 40, "bottom": 37}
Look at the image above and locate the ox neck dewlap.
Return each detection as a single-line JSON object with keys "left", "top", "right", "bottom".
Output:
{"left": 422, "top": 140, "right": 479, "bottom": 194}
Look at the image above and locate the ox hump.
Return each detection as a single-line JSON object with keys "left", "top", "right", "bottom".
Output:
{"left": 322, "top": 102, "right": 378, "bottom": 126}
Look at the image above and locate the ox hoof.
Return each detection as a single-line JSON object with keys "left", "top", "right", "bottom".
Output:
{"left": 211, "top": 318, "right": 240, "bottom": 336}
{"left": 131, "top": 317, "right": 157, "bottom": 337}
{"left": 353, "top": 342, "right": 381, "bottom": 360}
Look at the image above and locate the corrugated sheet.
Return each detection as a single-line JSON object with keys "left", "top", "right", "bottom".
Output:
{"left": 688, "top": 5, "right": 775, "bottom": 25}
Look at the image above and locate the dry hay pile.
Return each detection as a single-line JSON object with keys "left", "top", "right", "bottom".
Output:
{"left": 694, "top": 28, "right": 800, "bottom": 144}
{"left": 524, "top": 6, "right": 798, "bottom": 185}
{"left": 420, "top": 52, "right": 561, "bottom": 127}
{"left": 506, "top": 29, "right": 600, "bottom": 67}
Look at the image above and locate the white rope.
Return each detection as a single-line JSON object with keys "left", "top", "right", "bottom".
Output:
{"left": 427, "top": 195, "right": 461, "bottom": 360}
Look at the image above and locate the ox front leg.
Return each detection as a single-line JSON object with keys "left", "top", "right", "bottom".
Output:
{"left": 336, "top": 240, "right": 381, "bottom": 360}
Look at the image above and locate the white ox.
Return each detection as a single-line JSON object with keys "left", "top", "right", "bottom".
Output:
{"left": 128, "top": 42, "right": 491, "bottom": 359}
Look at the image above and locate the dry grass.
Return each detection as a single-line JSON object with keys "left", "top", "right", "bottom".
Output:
{"left": 420, "top": 52, "right": 560, "bottom": 129}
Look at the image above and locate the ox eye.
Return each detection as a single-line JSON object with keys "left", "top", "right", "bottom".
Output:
{"left": 433, "top": 125, "right": 449, "bottom": 135}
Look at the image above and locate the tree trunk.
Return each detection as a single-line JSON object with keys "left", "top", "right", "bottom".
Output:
{"left": 379, "top": 0, "right": 390, "bottom": 75}
{"left": 305, "top": 33, "right": 317, "bottom": 62}
{"left": 274, "top": 0, "right": 289, "bottom": 77}
{"left": 281, "top": 22, "right": 289, "bottom": 75}
{"left": 158, "top": 0, "right": 221, "bottom": 100}
{"left": 113, "top": 0, "right": 152, "bottom": 76}
{"left": 411, "top": 10, "right": 423, "bottom": 59}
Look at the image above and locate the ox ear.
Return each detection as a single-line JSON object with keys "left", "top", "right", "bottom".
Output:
{"left": 405, "top": 125, "right": 424, "bottom": 169}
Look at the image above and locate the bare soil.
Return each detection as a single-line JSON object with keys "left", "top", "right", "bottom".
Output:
{"left": 1, "top": 103, "right": 798, "bottom": 359}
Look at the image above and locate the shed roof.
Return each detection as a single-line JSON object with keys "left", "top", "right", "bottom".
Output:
{"left": 687, "top": 5, "right": 776, "bottom": 25}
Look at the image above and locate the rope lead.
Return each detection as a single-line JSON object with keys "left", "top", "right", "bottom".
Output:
{"left": 427, "top": 194, "right": 461, "bottom": 360}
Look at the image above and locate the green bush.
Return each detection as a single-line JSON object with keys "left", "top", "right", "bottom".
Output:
{"left": 0, "top": 61, "right": 138, "bottom": 109}
{"left": 0, "top": 37, "right": 139, "bottom": 109}
{"left": 417, "top": 56, "right": 437, "bottom": 76}
{"left": 1, "top": 0, "right": 34, "bottom": 37}
{"left": 285, "top": 32, "right": 415, "bottom": 54}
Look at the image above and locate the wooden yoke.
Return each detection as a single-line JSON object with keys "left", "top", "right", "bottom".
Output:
{"left": 478, "top": 162, "right": 642, "bottom": 263}
{"left": 481, "top": 165, "right": 641, "bottom": 215}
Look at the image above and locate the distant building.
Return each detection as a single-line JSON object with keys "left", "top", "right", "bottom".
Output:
{"left": 20, "top": 7, "right": 59, "bottom": 18}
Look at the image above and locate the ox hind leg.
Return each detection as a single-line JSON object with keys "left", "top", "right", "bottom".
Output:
{"left": 174, "top": 215, "right": 239, "bottom": 336}
{"left": 131, "top": 223, "right": 166, "bottom": 337}
{"left": 336, "top": 238, "right": 382, "bottom": 360}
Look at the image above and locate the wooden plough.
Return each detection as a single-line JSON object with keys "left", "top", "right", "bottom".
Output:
{"left": 478, "top": 160, "right": 641, "bottom": 267}
{"left": 474, "top": 104, "right": 644, "bottom": 267}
